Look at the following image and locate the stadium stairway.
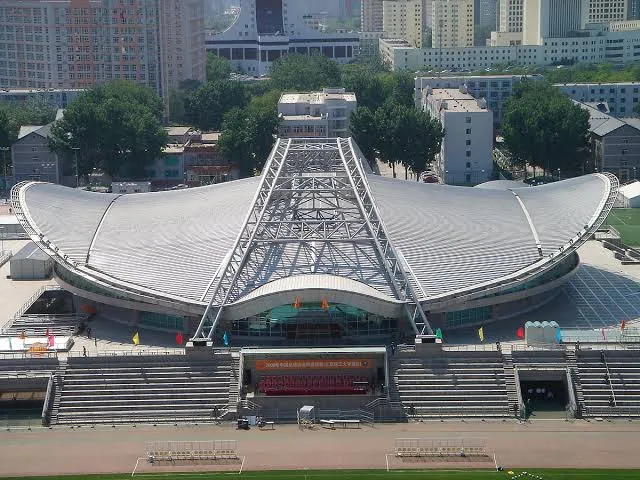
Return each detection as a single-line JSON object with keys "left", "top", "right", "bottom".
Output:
{"left": 52, "top": 353, "right": 232, "bottom": 425}
{"left": 564, "top": 347, "right": 586, "bottom": 416}
{"left": 391, "top": 350, "right": 511, "bottom": 418}
{"left": 501, "top": 351, "right": 520, "bottom": 417}
{"left": 577, "top": 349, "right": 640, "bottom": 417}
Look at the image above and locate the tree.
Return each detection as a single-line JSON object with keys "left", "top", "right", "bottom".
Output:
{"left": 185, "top": 80, "right": 247, "bottom": 131}
{"left": 349, "top": 106, "right": 379, "bottom": 163}
{"left": 0, "top": 97, "right": 57, "bottom": 144}
{"left": 206, "top": 53, "right": 232, "bottom": 82}
{"left": 269, "top": 54, "right": 341, "bottom": 91}
{"left": 502, "top": 80, "right": 591, "bottom": 174}
{"left": 401, "top": 110, "right": 444, "bottom": 180}
{"left": 0, "top": 108, "right": 10, "bottom": 147}
{"left": 49, "top": 81, "right": 167, "bottom": 179}
{"left": 218, "top": 92, "right": 280, "bottom": 177}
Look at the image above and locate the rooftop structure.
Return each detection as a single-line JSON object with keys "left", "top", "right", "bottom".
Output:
{"left": 11, "top": 138, "right": 618, "bottom": 343}
{"left": 278, "top": 89, "right": 357, "bottom": 138}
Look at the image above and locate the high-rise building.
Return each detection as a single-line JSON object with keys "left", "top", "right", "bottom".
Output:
{"left": 583, "top": 0, "right": 628, "bottom": 24}
{"left": 383, "top": 0, "right": 423, "bottom": 47}
{"left": 0, "top": 0, "right": 205, "bottom": 99}
{"left": 432, "top": 0, "right": 475, "bottom": 48}
{"left": 207, "top": 0, "right": 360, "bottom": 76}
{"left": 361, "top": 0, "right": 385, "bottom": 31}
{"left": 499, "top": 0, "right": 524, "bottom": 32}
{"left": 478, "top": 0, "right": 498, "bottom": 28}
{"left": 423, "top": 0, "right": 433, "bottom": 30}
{"left": 523, "top": 0, "right": 583, "bottom": 44}
{"left": 629, "top": 0, "right": 640, "bottom": 19}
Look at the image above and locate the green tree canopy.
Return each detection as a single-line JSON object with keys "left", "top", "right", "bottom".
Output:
{"left": 185, "top": 80, "right": 248, "bottom": 131}
{"left": 0, "top": 97, "right": 57, "bottom": 145}
{"left": 0, "top": 108, "right": 10, "bottom": 148}
{"left": 218, "top": 92, "right": 280, "bottom": 177}
{"left": 502, "top": 80, "right": 591, "bottom": 173}
{"left": 206, "top": 53, "right": 232, "bottom": 82}
{"left": 269, "top": 54, "right": 341, "bottom": 91}
{"left": 49, "top": 81, "right": 167, "bottom": 179}
{"left": 349, "top": 106, "right": 378, "bottom": 163}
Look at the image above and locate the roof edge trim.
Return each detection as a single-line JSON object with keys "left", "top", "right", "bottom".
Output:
{"left": 511, "top": 190, "right": 543, "bottom": 257}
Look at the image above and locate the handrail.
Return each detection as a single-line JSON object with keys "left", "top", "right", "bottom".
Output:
{"left": 602, "top": 352, "right": 617, "bottom": 407}
{"left": 41, "top": 373, "right": 54, "bottom": 426}
{"left": 66, "top": 348, "right": 185, "bottom": 358}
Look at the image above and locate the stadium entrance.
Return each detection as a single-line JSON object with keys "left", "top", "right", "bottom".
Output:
{"left": 229, "top": 303, "right": 398, "bottom": 344}
{"left": 519, "top": 370, "right": 572, "bottom": 419}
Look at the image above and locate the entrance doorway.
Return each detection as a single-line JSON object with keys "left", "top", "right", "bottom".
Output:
{"left": 520, "top": 378, "right": 569, "bottom": 419}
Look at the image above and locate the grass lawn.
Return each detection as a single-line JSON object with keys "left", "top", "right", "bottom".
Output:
{"left": 605, "top": 208, "right": 640, "bottom": 247}
{"left": 3, "top": 469, "right": 639, "bottom": 480}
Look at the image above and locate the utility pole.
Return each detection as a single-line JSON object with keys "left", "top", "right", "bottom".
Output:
{"left": 71, "top": 147, "right": 80, "bottom": 188}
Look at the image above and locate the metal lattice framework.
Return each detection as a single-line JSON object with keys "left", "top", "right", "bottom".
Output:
{"left": 192, "top": 138, "right": 433, "bottom": 341}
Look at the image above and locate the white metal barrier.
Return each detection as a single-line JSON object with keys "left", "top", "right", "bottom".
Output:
{"left": 146, "top": 440, "right": 238, "bottom": 462}
{"left": 395, "top": 438, "right": 488, "bottom": 458}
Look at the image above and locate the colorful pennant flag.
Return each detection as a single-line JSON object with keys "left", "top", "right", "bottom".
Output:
{"left": 45, "top": 328, "right": 50, "bottom": 338}
{"left": 555, "top": 329, "right": 562, "bottom": 343}
{"left": 516, "top": 326, "right": 525, "bottom": 339}
{"left": 293, "top": 297, "right": 301, "bottom": 309}
{"left": 48, "top": 334, "right": 55, "bottom": 348}
{"left": 621, "top": 320, "right": 626, "bottom": 332}
{"left": 601, "top": 328, "right": 606, "bottom": 340}
{"left": 435, "top": 328, "right": 443, "bottom": 340}
{"left": 223, "top": 331, "right": 229, "bottom": 347}
{"left": 132, "top": 332, "right": 140, "bottom": 345}
{"left": 478, "top": 327, "right": 484, "bottom": 342}
{"left": 176, "top": 332, "right": 184, "bottom": 346}
{"left": 321, "top": 298, "right": 329, "bottom": 310}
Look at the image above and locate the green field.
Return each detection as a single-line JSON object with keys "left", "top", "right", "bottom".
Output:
{"left": 3, "top": 470, "right": 639, "bottom": 480}
{"left": 605, "top": 208, "right": 640, "bottom": 247}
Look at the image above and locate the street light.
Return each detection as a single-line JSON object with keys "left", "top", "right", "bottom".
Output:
{"left": 634, "top": 166, "right": 637, "bottom": 180}
{"left": 71, "top": 147, "right": 80, "bottom": 188}
{"left": 0, "top": 146, "right": 9, "bottom": 201}
{"left": 557, "top": 168, "right": 561, "bottom": 181}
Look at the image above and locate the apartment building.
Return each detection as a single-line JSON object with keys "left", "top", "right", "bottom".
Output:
{"left": 0, "top": 88, "right": 84, "bottom": 108}
{"left": 383, "top": 0, "right": 423, "bottom": 47}
{"left": 0, "top": 0, "right": 205, "bottom": 97}
{"left": 432, "top": 0, "right": 475, "bottom": 48}
{"left": 499, "top": 0, "right": 524, "bottom": 33}
{"left": 415, "top": 74, "right": 539, "bottom": 124}
{"left": 558, "top": 82, "right": 640, "bottom": 117}
{"left": 574, "top": 100, "right": 640, "bottom": 181}
{"left": 380, "top": 25, "right": 640, "bottom": 71}
{"left": 583, "top": 0, "right": 628, "bottom": 25}
{"left": 478, "top": 0, "right": 498, "bottom": 29}
{"left": 362, "top": 0, "right": 385, "bottom": 31}
{"left": 422, "top": 87, "right": 493, "bottom": 185}
{"left": 278, "top": 88, "right": 357, "bottom": 138}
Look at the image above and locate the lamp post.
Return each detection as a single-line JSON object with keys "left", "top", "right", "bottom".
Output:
{"left": 71, "top": 147, "right": 80, "bottom": 188}
{"left": 557, "top": 168, "right": 561, "bottom": 181}
{"left": 0, "top": 146, "right": 9, "bottom": 201}
{"left": 634, "top": 166, "right": 637, "bottom": 180}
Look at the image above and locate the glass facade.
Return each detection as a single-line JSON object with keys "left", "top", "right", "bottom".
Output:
{"left": 231, "top": 303, "right": 397, "bottom": 339}
{"left": 445, "top": 305, "right": 492, "bottom": 329}
{"left": 140, "top": 311, "right": 184, "bottom": 331}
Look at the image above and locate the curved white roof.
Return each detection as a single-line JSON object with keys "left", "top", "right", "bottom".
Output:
{"left": 13, "top": 150, "right": 617, "bottom": 315}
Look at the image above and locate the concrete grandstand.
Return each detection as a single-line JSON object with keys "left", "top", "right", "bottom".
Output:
{"left": 4, "top": 137, "right": 639, "bottom": 426}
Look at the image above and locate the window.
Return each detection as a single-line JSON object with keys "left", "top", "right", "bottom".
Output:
{"left": 465, "top": 174, "right": 471, "bottom": 184}
{"left": 465, "top": 161, "right": 471, "bottom": 168}
{"left": 466, "top": 128, "right": 471, "bottom": 135}
{"left": 466, "top": 139, "right": 471, "bottom": 146}
{"left": 465, "top": 152, "right": 471, "bottom": 158}
{"left": 465, "top": 116, "right": 471, "bottom": 124}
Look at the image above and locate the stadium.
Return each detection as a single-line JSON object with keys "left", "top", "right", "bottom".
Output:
{"left": 10, "top": 137, "right": 618, "bottom": 342}
{"left": 2, "top": 138, "right": 640, "bottom": 479}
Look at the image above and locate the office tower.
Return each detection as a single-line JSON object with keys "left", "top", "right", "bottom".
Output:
{"left": 432, "top": 0, "right": 475, "bottom": 48}
{"left": 383, "top": 0, "right": 423, "bottom": 47}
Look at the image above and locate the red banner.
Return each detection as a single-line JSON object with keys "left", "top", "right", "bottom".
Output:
{"left": 256, "top": 358, "right": 372, "bottom": 371}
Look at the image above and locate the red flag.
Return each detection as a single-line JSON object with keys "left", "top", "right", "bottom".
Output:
{"left": 621, "top": 320, "right": 626, "bottom": 331}
{"left": 516, "top": 326, "right": 525, "bottom": 339}
{"left": 176, "top": 332, "right": 183, "bottom": 346}
{"left": 601, "top": 328, "right": 606, "bottom": 339}
{"left": 48, "top": 334, "right": 55, "bottom": 347}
